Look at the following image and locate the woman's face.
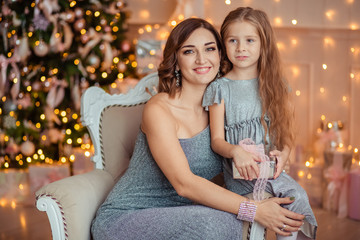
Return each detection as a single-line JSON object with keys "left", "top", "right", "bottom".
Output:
{"left": 176, "top": 28, "right": 220, "bottom": 87}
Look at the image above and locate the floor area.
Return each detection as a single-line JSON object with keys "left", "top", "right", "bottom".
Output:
{"left": 1, "top": 204, "right": 360, "bottom": 240}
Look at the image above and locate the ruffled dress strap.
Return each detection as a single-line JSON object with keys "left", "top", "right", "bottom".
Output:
{"left": 202, "top": 80, "right": 223, "bottom": 111}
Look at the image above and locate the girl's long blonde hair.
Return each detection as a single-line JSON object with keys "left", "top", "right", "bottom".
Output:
{"left": 221, "top": 7, "right": 295, "bottom": 150}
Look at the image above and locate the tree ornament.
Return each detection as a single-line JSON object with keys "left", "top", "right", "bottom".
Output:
{"left": 64, "top": 10, "right": 75, "bottom": 23}
{"left": 87, "top": 54, "right": 101, "bottom": 68}
{"left": 5, "top": 138, "right": 19, "bottom": 156}
{"left": 16, "top": 93, "right": 32, "bottom": 109}
{"left": 80, "top": 33, "right": 90, "bottom": 44}
{"left": 33, "top": 14, "right": 50, "bottom": 31}
{"left": 17, "top": 35, "right": 31, "bottom": 62}
{"left": 12, "top": 12, "right": 22, "bottom": 27}
{"left": 104, "top": 26, "right": 111, "bottom": 33}
{"left": 32, "top": 81, "right": 42, "bottom": 91}
{"left": 33, "top": 39, "right": 49, "bottom": 57}
{"left": 117, "top": 62, "right": 127, "bottom": 72}
{"left": 3, "top": 115, "right": 16, "bottom": 129}
{"left": 116, "top": 0, "right": 124, "bottom": 9}
{"left": 3, "top": 99, "right": 17, "bottom": 114}
{"left": 74, "top": 18, "right": 86, "bottom": 31}
{"left": 100, "top": 19, "right": 107, "bottom": 26}
{"left": 90, "top": 73, "right": 97, "bottom": 80}
{"left": 121, "top": 40, "right": 131, "bottom": 52}
{"left": 20, "top": 140, "right": 36, "bottom": 156}
{"left": 74, "top": 8, "right": 84, "bottom": 18}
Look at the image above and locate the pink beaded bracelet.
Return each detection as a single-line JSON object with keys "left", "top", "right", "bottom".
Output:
{"left": 236, "top": 200, "right": 257, "bottom": 222}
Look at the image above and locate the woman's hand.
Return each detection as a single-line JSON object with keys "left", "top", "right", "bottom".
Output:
{"left": 270, "top": 147, "right": 290, "bottom": 179}
{"left": 254, "top": 197, "right": 304, "bottom": 236}
{"left": 232, "top": 146, "right": 260, "bottom": 180}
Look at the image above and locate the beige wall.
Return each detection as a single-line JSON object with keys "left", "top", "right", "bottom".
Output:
{"left": 126, "top": 0, "right": 360, "bottom": 150}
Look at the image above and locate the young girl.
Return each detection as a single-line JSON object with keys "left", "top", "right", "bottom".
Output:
{"left": 203, "top": 7, "right": 317, "bottom": 239}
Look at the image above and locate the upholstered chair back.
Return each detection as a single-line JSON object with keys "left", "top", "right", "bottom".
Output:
{"left": 100, "top": 104, "right": 145, "bottom": 181}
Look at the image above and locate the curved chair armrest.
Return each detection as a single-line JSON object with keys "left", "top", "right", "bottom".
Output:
{"left": 36, "top": 169, "right": 114, "bottom": 240}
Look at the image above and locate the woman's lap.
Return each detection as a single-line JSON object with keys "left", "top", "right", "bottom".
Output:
{"left": 92, "top": 205, "right": 243, "bottom": 240}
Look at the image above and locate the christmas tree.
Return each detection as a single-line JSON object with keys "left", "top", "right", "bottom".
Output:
{"left": 0, "top": 0, "right": 137, "bottom": 169}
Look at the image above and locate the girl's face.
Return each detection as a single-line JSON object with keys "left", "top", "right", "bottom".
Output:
{"left": 176, "top": 28, "right": 220, "bottom": 87}
{"left": 223, "top": 21, "right": 261, "bottom": 74}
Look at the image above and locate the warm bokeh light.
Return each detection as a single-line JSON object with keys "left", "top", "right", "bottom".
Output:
{"left": 139, "top": 10, "right": 150, "bottom": 19}
{"left": 274, "top": 17, "right": 282, "bottom": 26}
{"left": 325, "top": 10, "right": 335, "bottom": 20}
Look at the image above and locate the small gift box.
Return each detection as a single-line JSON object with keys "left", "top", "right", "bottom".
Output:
{"left": 233, "top": 158, "right": 276, "bottom": 179}
{"left": 233, "top": 138, "right": 276, "bottom": 180}
{"left": 348, "top": 170, "right": 360, "bottom": 220}
{"left": 28, "top": 163, "right": 70, "bottom": 195}
{"left": 0, "top": 169, "right": 29, "bottom": 204}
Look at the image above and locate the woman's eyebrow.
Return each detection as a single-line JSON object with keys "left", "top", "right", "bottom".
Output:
{"left": 205, "top": 41, "right": 216, "bottom": 46}
{"left": 181, "top": 41, "right": 216, "bottom": 49}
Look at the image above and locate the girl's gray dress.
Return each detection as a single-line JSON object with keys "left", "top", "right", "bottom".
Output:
{"left": 91, "top": 127, "right": 244, "bottom": 240}
{"left": 203, "top": 77, "right": 317, "bottom": 239}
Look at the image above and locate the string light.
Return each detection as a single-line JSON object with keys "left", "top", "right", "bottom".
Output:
{"left": 350, "top": 23, "right": 358, "bottom": 30}
{"left": 325, "top": 10, "right": 335, "bottom": 21}
{"left": 139, "top": 10, "right": 150, "bottom": 19}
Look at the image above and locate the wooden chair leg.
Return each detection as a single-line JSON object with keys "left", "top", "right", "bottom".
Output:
{"left": 242, "top": 192, "right": 273, "bottom": 240}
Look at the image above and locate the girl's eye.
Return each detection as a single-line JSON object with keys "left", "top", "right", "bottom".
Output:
{"left": 247, "top": 39, "right": 255, "bottom": 43}
{"left": 229, "top": 39, "right": 237, "bottom": 43}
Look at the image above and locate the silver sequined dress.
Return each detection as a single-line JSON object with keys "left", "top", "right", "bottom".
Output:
{"left": 203, "top": 77, "right": 317, "bottom": 239}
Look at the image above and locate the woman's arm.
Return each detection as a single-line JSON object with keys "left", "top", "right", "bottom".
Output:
{"left": 142, "top": 100, "right": 304, "bottom": 236}
{"left": 142, "top": 100, "right": 242, "bottom": 214}
{"left": 208, "top": 100, "right": 260, "bottom": 180}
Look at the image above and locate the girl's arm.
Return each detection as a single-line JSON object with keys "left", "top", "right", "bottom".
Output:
{"left": 208, "top": 100, "right": 260, "bottom": 180}
{"left": 270, "top": 145, "right": 291, "bottom": 179}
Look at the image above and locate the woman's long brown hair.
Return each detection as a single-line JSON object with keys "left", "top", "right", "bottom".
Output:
{"left": 158, "top": 18, "right": 226, "bottom": 98}
{"left": 220, "top": 7, "right": 295, "bottom": 150}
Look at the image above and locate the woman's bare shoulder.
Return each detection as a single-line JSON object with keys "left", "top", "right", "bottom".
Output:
{"left": 142, "top": 93, "right": 175, "bottom": 132}
{"left": 145, "top": 93, "right": 170, "bottom": 113}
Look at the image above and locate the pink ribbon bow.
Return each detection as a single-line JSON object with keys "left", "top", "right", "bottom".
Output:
{"left": 239, "top": 138, "right": 271, "bottom": 201}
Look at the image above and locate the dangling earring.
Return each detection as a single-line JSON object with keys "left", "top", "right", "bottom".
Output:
{"left": 216, "top": 70, "right": 221, "bottom": 79}
{"left": 175, "top": 69, "right": 180, "bottom": 87}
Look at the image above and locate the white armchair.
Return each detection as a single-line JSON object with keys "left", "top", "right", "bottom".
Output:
{"left": 35, "top": 71, "right": 268, "bottom": 240}
{"left": 35, "top": 72, "right": 159, "bottom": 240}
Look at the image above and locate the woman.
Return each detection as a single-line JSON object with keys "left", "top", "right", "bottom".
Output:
{"left": 91, "top": 18, "right": 304, "bottom": 240}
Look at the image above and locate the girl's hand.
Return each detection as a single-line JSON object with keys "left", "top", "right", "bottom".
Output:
{"left": 232, "top": 146, "right": 260, "bottom": 180}
{"left": 269, "top": 148, "right": 290, "bottom": 179}
{"left": 254, "top": 197, "right": 304, "bottom": 236}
